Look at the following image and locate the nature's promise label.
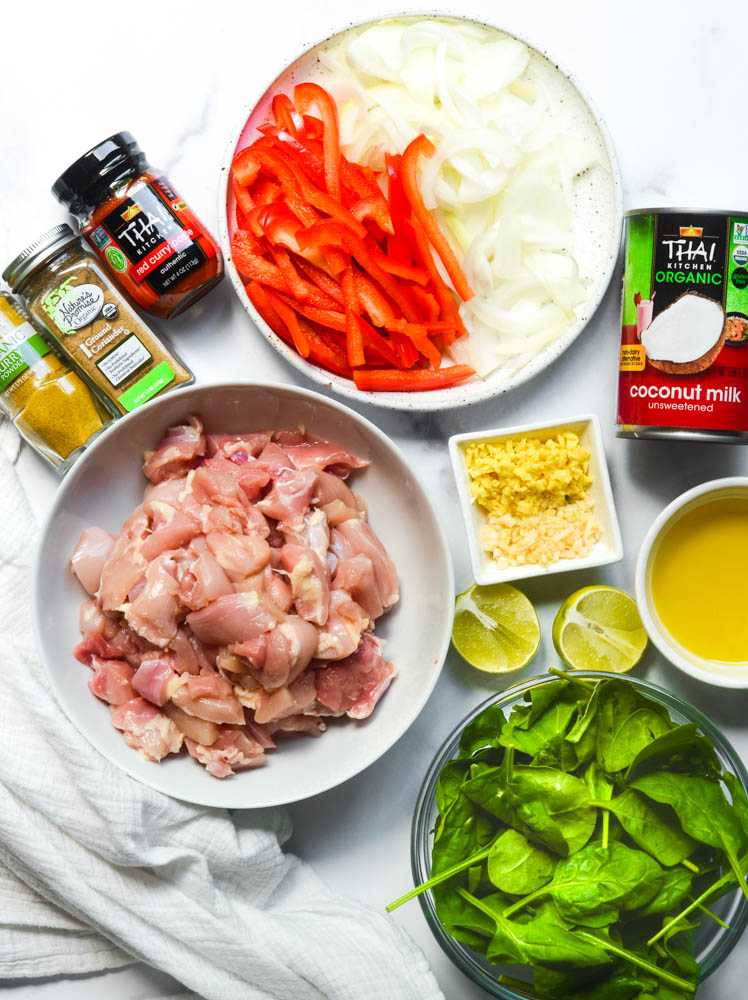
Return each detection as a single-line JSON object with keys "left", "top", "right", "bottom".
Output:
{"left": 618, "top": 210, "right": 748, "bottom": 436}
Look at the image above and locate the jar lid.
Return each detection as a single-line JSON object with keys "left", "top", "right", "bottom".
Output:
{"left": 52, "top": 132, "right": 147, "bottom": 216}
{"left": 2, "top": 223, "right": 78, "bottom": 290}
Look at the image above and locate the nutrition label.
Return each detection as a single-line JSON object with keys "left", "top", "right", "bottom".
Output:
{"left": 96, "top": 334, "right": 152, "bottom": 387}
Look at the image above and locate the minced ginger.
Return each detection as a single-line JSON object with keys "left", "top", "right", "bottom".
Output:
{"left": 465, "top": 432, "right": 601, "bottom": 567}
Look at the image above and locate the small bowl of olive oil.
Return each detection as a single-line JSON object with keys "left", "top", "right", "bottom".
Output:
{"left": 636, "top": 477, "right": 748, "bottom": 687}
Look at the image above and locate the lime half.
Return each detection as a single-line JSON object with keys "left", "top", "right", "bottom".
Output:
{"left": 452, "top": 583, "right": 540, "bottom": 673}
{"left": 552, "top": 586, "right": 648, "bottom": 673}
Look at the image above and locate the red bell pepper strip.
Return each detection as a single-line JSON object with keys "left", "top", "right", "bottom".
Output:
{"left": 341, "top": 159, "right": 382, "bottom": 200}
{"left": 297, "top": 222, "right": 419, "bottom": 323}
{"left": 352, "top": 269, "right": 396, "bottom": 327}
{"left": 231, "top": 231, "right": 289, "bottom": 292}
{"left": 246, "top": 281, "right": 291, "bottom": 342}
{"left": 233, "top": 147, "right": 318, "bottom": 227}
{"left": 389, "top": 331, "right": 420, "bottom": 369}
{"left": 257, "top": 125, "right": 327, "bottom": 188}
{"left": 268, "top": 245, "right": 311, "bottom": 302}
{"left": 264, "top": 288, "right": 311, "bottom": 358}
{"left": 304, "top": 320, "right": 353, "bottom": 378}
{"left": 353, "top": 365, "right": 475, "bottom": 392}
{"left": 341, "top": 266, "right": 365, "bottom": 367}
{"left": 410, "top": 286, "right": 440, "bottom": 323}
{"left": 351, "top": 195, "right": 394, "bottom": 235}
{"left": 255, "top": 202, "right": 302, "bottom": 252}
{"left": 295, "top": 259, "right": 345, "bottom": 306}
{"left": 369, "top": 246, "right": 428, "bottom": 285}
{"left": 274, "top": 292, "right": 347, "bottom": 333}
{"left": 407, "top": 218, "right": 463, "bottom": 329}
{"left": 232, "top": 175, "right": 255, "bottom": 222}
{"left": 294, "top": 83, "right": 341, "bottom": 201}
{"left": 301, "top": 114, "right": 325, "bottom": 139}
{"left": 386, "top": 321, "right": 442, "bottom": 370}
{"left": 251, "top": 178, "right": 282, "bottom": 206}
{"left": 401, "top": 135, "right": 474, "bottom": 302}
{"left": 271, "top": 93, "right": 303, "bottom": 137}
{"left": 356, "top": 317, "right": 402, "bottom": 367}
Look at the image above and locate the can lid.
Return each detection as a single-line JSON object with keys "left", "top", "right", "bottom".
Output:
{"left": 626, "top": 207, "right": 746, "bottom": 218}
{"left": 51, "top": 132, "right": 147, "bottom": 216}
{"left": 2, "top": 223, "right": 78, "bottom": 290}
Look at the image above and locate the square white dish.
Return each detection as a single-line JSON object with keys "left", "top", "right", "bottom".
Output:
{"left": 449, "top": 414, "right": 623, "bottom": 585}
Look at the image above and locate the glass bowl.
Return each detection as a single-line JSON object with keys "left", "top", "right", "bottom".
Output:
{"left": 411, "top": 671, "right": 748, "bottom": 999}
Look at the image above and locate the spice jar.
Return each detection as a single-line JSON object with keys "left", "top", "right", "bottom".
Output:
{"left": 52, "top": 132, "right": 224, "bottom": 319}
{"left": 3, "top": 225, "right": 194, "bottom": 416}
{"left": 0, "top": 291, "right": 112, "bottom": 472}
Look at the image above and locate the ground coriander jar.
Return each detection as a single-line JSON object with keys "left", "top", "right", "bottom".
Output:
{"left": 3, "top": 225, "right": 194, "bottom": 416}
{"left": 0, "top": 291, "right": 112, "bottom": 471}
{"left": 52, "top": 132, "right": 224, "bottom": 319}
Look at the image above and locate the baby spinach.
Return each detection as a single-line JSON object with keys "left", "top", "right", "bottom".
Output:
{"left": 486, "top": 829, "right": 555, "bottom": 895}
{"left": 388, "top": 673, "right": 747, "bottom": 1000}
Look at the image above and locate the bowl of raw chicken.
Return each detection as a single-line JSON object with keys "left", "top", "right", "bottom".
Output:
{"left": 33, "top": 381, "right": 453, "bottom": 808}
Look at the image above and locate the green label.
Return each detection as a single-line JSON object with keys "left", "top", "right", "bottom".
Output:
{"left": 0, "top": 326, "right": 50, "bottom": 392}
{"left": 622, "top": 214, "right": 654, "bottom": 327}
{"left": 725, "top": 217, "right": 748, "bottom": 314}
{"left": 117, "top": 360, "right": 175, "bottom": 411}
{"left": 105, "top": 245, "right": 128, "bottom": 273}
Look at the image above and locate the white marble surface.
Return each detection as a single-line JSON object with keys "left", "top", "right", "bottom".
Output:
{"left": 2, "top": 0, "right": 748, "bottom": 997}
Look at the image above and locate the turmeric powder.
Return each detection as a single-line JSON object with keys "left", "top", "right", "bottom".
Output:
{"left": 0, "top": 293, "right": 110, "bottom": 471}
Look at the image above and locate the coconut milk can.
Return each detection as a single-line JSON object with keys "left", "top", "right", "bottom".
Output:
{"left": 617, "top": 208, "right": 748, "bottom": 442}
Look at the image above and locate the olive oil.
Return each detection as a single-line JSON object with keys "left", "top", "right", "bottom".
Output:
{"left": 651, "top": 497, "right": 748, "bottom": 662}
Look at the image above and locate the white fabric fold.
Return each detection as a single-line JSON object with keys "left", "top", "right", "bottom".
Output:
{"left": 0, "top": 422, "right": 443, "bottom": 1000}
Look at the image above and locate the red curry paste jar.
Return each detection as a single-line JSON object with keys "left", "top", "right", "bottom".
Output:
{"left": 52, "top": 132, "right": 224, "bottom": 319}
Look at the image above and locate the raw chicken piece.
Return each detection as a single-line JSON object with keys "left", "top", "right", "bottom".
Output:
{"left": 88, "top": 657, "right": 136, "bottom": 706}
{"left": 141, "top": 509, "right": 201, "bottom": 562}
{"left": 333, "top": 555, "right": 384, "bottom": 621}
{"left": 333, "top": 519, "right": 399, "bottom": 610}
{"left": 257, "top": 468, "right": 318, "bottom": 524}
{"left": 253, "top": 670, "right": 318, "bottom": 724}
{"left": 269, "top": 715, "right": 325, "bottom": 737}
{"left": 185, "top": 726, "right": 266, "bottom": 778}
{"left": 131, "top": 656, "right": 183, "bottom": 706}
{"left": 163, "top": 701, "right": 219, "bottom": 745}
{"left": 169, "top": 628, "right": 201, "bottom": 674}
{"left": 186, "top": 592, "right": 278, "bottom": 645}
{"left": 171, "top": 671, "right": 245, "bottom": 725}
{"left": 238, "top": 617, "right": 319, "bottom": 690}
{"left": 97, "top": 506, "right": 150, "bottom": 611}
{"left": 206, "top": 432, "right": 271, "bottom": 458}
{"left": 143, "top": 416, "right": 206, "bottom": 483}
{"left": 110, "top": 697, "right": 184, "bottom": 761}
{"left": 71, "top": 527, "right": 116, "bottom": 596}
{"left": 178, "top": 538, "right": 235, "bottom": 611}
{"left": 314, "top": 590, "right": 370, "bottom": 660}
{"left": 315, "top": 635, "right": 397, "bottom": 719}
{"left": 124, "top": 552, "right": 180, "bottom": 648}
{"left": 281, "top": 436, "right": 369, "bottom": 476}
{"left": 203, "top": 455, "right": 272, "bottom": 499}
{"left": 280, "top": 544, "right": 330, "bottom": 625}
{"left": 314, "top": 470, "right": 361, "bottom": 509}
{"left": 206, "top": 531, "right": 271, "bottom": 581}
{"left": 282, "top": 509, "right": 330, "bottom": 561}
{"left": 254, "top": 441, "right": 296, "bottom": 477}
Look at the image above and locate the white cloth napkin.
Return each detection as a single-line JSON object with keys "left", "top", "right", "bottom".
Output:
{"left": 0, "top": 422, "right": 444, "bottom": 1000}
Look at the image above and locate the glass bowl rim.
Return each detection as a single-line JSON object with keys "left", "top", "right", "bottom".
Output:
{"left": 410, "top": 670, "right": 748, "bottom": 999}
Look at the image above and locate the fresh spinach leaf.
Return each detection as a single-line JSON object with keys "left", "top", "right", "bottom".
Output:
{"left": 625, "top": 724, "right": 721, "bottom": 781}
{"left": 642, "top": 867, "right": 693, "bottom": 915}
{"left": 435, "top": 759, "right": 470, "bottom": 815}
{"left": 631, "top": 772, "right": 748, "bottom": 897}
{"left": 486, "top": 828, "right": 555, "bottom": 895}
{"left": 594, "top": 789, "right": 696, "bottom": 866}
{"left": 596, "top": 681, "right": 672, "bottom": 773}
{"left": 458, "top": 704, "right": 506, "bottom": 759}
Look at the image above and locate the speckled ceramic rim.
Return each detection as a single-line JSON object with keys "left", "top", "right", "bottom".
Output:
{"left": 217, "top": 10, "right": 623, "bottom": 412}
{"left": 635, "top": 477, "right": 748, "bottom": 689}
{"left": 411, "top": 672, "right": 748, "bottom": 995}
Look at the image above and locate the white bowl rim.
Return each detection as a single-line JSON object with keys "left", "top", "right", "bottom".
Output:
{"left": 635, "top": 476, "right": 748, "bottom": 689}
{"left": 447, "top": 412, "right": 623, "bottom": 584}
{"left": 217, "top": 10, "right": 623, "bottom": 412}
{"left": 31, "top": 378, "right": 455, "bottom": 807}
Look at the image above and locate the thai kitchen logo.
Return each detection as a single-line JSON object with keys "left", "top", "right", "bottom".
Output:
{"left": 121, "top": 205, "right": 141, "bottom": 222}
{"left": 679, "top": 225, "right": 703, "bottom": 237}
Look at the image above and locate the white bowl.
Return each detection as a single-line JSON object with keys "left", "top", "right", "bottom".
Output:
{"left": 33, "top": 381, "right": 454, "bottom": 808}
{"left": 218, "top": 13, "right": 622, "bottom": 412}
{"left": 449, "top": 414, "right": 623, "bottom": 585}
{"left": 635, "top": 477, "right": 748, "bottom": 689}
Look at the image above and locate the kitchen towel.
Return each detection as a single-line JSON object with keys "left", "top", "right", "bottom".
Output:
{"left": 0, "top": 421, "right": 444, "bottom": 1000}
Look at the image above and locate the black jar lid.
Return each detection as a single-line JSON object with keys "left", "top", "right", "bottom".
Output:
{"left": 52, "top": 132, "right": 148, "bottom": 216}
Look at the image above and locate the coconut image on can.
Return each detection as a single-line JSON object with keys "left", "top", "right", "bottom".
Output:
{"left": 617, "top": 209, "right": 748, "bottom": 443}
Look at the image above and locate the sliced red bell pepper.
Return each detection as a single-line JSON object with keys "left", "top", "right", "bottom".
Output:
{"left": 232, "top": 231, "right": 289, "bottom": 292}
{"left": 401, "top": 135, "right": 474, "bottom": 302}
{"left": 232, "top": 174, "right": 255, "bottom": 222}
{"left": 385, "top": 321, "right": 441, "bottom": 370}
{"left": 297, "top": 222, "right": 419, "bottom": 323}
{"left": 304, "top": 320, "right": 353, "bottom": 378}
{"left": 341, "top": 266, "right": 365, "bottom": 367}
{"left": 246, "top": 281, "right": 291, "bottom": 342}
{"left": 274, "top": 292, "right": 347, "bottom": 333}
{"left": 409, "top": 286, "right": 440, "bottom": 323}
{"left": 407, "top": 218, "right": 461, "bottom": 323}
{"left": 255, "top": 202, "right": 302, "bottom": 252}
{"left": 352, "top": 270, "right": 396, "bottom": 327}
{"left": 356, "top": 317, "right": 401, "bottom": 367}
{"left": 234, "top": 146, "right": 318, "bottom": 227}
{"left": 301, "top": 114, "right": 325, "bottom": 139}
{"left": 264, "top": 288, "right": 311, "bottom": 358}
{"left": 353, "top": 365, "right": 475, "bottom": 392}
{"left": 257, "top": 125, "right": 327, "bottom": 188}
{"left": 271, "top": 93, "right": 303, "bottom": 137}
{"left": 341, "top": 159, "right": 382, "bottom": 200}
{"left": 369, "top": 246, "right": 428, "bottom": 285}
{"left": 351, "top": 195, "right": 394, "bottom": 235}
{"left": 295, "top": 259, "right": 345, "bottom": 306}
{"left": 268, "top": 245, "right": 311, "bottom": 302}
{"left": 389, "top": 331, "right": 420, "bottom": 369}
{"left": 294, "top": 83, "right": 341, "bottom": 201}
